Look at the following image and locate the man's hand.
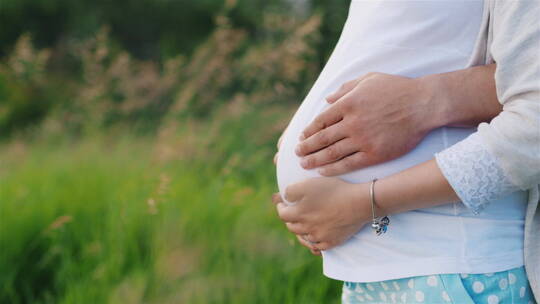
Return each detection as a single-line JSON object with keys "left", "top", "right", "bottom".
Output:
{"left": 295, "top": 72, "right": 435, "bottom": 176}
{"left": 295, "top": 64, "right": 501, "bottom": 176}
{"left": 273, "top": 177, "right": 370, "bottom": 251}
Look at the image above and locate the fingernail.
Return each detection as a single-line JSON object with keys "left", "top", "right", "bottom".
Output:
{"left": 299, "top": 133, "right": 305, "bottom": 141}
{"left": 295, "top": 146, "right": 301, "bottom": 155}
{"left": 300, "top": 158, "right": 308, "bottom": 168}
{"left": 317, "top": 168, "right": 326, "bottom": 175}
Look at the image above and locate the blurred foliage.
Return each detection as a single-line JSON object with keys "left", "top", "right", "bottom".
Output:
{"left": 1, "top": 0, "right": 228, "bottom": 59}
{"left": 0, "top": 0, "right": 349, "bottom": 139}
{"left": 0, "top": 0, "right": 349, "bottom": 60}
{"left": 0, "top": 0, "right": 352, "bottom": 302}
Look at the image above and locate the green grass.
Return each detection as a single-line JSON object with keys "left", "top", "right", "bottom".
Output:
{"left": 0, "top": 116, "right": 342, "bottom": 303}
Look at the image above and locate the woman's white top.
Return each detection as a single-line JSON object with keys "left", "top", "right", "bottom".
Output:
{"left": 276, "top": 0, "right": 528, "bottom": 282}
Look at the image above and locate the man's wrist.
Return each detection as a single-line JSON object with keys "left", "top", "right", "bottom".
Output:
{"left": 416, "top": 64, "right": 500, "bottom": 128}
{"left": 415, "top": 74, "right": 454, "bottom": 131}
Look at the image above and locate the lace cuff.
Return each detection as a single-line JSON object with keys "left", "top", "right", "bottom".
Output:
{"left": 435, "top": 133, "right": 520, "bottom": 214}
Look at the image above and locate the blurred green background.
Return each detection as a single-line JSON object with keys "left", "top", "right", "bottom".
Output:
{"left": 0, "top": 0, "right": 350, "bottom": 303}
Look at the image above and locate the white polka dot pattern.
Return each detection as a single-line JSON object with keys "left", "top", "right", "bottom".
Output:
{"left": 427, "top": 276, "right": 438, "bottom": 287}
{"left": 499, "top": 278, "right": 508, "bottom": 290}
{"left": 472, "top": 281, "right": 484, "bottom": 293}
{"left": 487, "top": 294, "right": 499, "bottom": 304}
{"left": 341, "top": 266, "right": 534, "bottom": 304}
{"left": 366, "top": 283, "right": 374, "bottom": 291}
{"left": 441, "top": 290, "right": 451, "bottom": 302}
{"left": 415, "top": 290, "right": 424, "bottom": 302}
{"left": 390, "top": 292, "right": 397, "bottom": 303}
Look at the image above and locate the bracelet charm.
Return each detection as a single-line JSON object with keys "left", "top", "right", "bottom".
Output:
{"left": 370, "top": 179, "right": 390, "bottom": 236}
{"left": 371, "top": 216, "right": 390, "bottom": 235}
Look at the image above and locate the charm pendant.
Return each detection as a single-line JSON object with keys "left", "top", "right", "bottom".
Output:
{"left": 371, "top": 216, "right": 390, "bottom": 236}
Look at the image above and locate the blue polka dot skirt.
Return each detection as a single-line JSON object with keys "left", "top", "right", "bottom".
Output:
{"left": 342, "top": 266, "right": 535, "bottom": 304}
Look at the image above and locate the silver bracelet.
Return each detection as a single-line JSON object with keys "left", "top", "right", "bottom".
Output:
{"left": 370, "top": 179, "right": 390, "bottom": 235}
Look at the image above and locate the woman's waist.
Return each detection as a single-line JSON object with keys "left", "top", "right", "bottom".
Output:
{"left": 322, "top": 214, "right": 525, "bottom": 283}
{"left": 328, "top": 208, "right": 526, "bottom": 265}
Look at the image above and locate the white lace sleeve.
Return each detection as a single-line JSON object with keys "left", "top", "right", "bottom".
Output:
{"left": 435, "top": 133, "right": 520, "bottom": 214}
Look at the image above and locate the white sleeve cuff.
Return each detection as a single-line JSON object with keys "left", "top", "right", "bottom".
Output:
{"left": 435, "top": 132, "right": 520, "bottom": 214}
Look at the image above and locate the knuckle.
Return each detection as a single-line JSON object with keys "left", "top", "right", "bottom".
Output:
{"left": 302, "top": 128, "right": 312, "bottom": 138}
{"left": 352, "top": 158, "right": 365, "bottom": 169}
{"left": 343, "top": 156, "right": 356, "bottom": 168}
{"left": 351, "top": 154, "right": 366, "bottom": 166}
{"left": 305, "top": 156, "right": 316, "bottom": 168}
{"left": 341, "top": 99, "right": 355, "bottom": 112}
{"left": 317, "top": 132, "right": 329, "bottom": 146}
{"left": 314, "top": 117, "right": 326, "bottom": 130}
{"left": 348, "top": 116, "right": 361, "bottom": 128}
{"left": 326, "top": 146, "right": 339, "bottom": 160}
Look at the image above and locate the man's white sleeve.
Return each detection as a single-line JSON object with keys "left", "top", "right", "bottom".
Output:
{"left": 435, "top": 0, "right": 540, "bottom": 213}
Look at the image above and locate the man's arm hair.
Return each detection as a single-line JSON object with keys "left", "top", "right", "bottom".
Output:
{"left": 419, "top": 63, "right": 502, "bottom": 129}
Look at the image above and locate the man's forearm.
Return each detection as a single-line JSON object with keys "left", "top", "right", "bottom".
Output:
{"left": 294, "top": 64, "right": 502, "bottom": 175}
{"left": 419, "top": 64, "right": 502, "bottom": 129}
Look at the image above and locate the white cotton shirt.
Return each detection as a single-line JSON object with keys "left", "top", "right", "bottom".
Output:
{"left": 276, "top": 0, "right": 528, "bottom": 282}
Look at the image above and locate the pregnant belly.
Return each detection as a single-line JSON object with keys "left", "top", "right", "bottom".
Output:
{"left": 275, "top": 18, "right": 480, "bottom": 202}
{"left": 276, "top": 105, "right": 476, "bottom": 204}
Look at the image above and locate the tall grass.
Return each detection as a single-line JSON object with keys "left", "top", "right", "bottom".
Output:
{"left": 0, "top": 112, "right": 342, "bottom": 303}
{"left": 0, "top": 3, "right": 345, "bottom": 303}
